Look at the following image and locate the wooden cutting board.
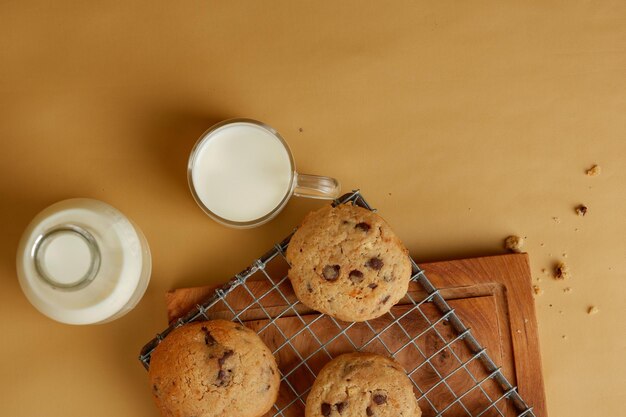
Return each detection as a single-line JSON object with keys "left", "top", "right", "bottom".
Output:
{"left": 165, "top": 253, "right": 547, "bottom": 417}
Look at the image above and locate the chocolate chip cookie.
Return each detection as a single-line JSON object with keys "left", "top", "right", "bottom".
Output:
{"left": 148, "top": 320, "right": 280, "bottom": 417}
{"left": 286, "top": 204, "right": 412, "bottom": 322}
{"left": 305, "top": 352, "right": 421, "bottom": 417}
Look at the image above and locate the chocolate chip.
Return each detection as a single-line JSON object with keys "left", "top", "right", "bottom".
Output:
{"left": 335, "top": 401, "right": 347, "bottom": 414}
{"left": 355, "top": 222, "right": 371, "bottom": 232}
{"left": 321, "top": 402, "right": 332, "bottom": 416}
{"left": 368, "top": 283, "right": 378, "bottom": 289}
{"left": 366, "top": 257, "right": 384, "bottom": 270}
{"left": 218, "top": 350, "right": 234, "bottom": 366}
{"left": 322, "top": 265, "right": 340, "bottom": 281}
{"left": 217, "top": 369, "right": 226, "bottom": 384}
{"left": 373, "top": 394, "right": 387, "bottom": 405}
{"left": 366, "top": 406, "right": 374, "bottom": 416}
{"left": 348, "top": 269, "right": 364, "bottom": 284}
{"left": 381, "top": 295, "right": 391, "bottom": 304}
{"left": 200, "top": 326, "right": 216, "bottom": 345}
{"left": 216, "top": 369, "right": 231, "bottom": 387}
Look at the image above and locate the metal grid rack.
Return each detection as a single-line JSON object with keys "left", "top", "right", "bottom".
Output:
{"left": 139, "top": 191, "right": 536, "bottom": 417}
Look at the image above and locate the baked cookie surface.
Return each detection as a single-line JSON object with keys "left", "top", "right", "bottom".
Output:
{"left": 305, "top": 352, "right": 421, "bottom": 417}
{"left": 148, "top": 320, "right": 280, "bottom": 417}
{"left": 286, "top": 204, "right": 412, "bottom": 322}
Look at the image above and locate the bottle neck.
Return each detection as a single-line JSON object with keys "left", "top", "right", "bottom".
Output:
{"left": 32, "top": 224, "right": 101, "bottom": 291}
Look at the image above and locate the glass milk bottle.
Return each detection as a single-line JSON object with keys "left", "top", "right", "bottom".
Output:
{"left": 16, "top": 198, "right": 151, "bottom": 324}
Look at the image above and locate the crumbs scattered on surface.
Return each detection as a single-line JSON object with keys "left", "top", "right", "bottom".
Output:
{"left": 586, "top": 164, "right": 601, "bottom": 177}
{"left": 552, "top": 216, "right": 561, "bottom": 224}
{"left": 575, "top": 204, "right": 588, "bottom": 217}
{"left": 587, "top": 306, "right": 599, "bottom": 315}
{"left": 563, "top": 287, "right": 572, "bottom": 294}
{"left": 554, "top": 262, "right": 570, "bottom": 280}
{"left": 533, "top": 285, "right": 543, "bottom": 296}
{"left": 504, "top": 235, "right": 524, "bottom": 253}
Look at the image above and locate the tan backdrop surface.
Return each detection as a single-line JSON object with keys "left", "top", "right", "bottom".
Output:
{"left": 1, "top": 1, "right": 625, "bottom": 416}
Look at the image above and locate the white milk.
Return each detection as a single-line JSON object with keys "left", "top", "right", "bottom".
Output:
{"left": 42, "top": 231, "right": 93, "bottom": 286}
{"left": 17, "top": 199, "right": 151, "bottom": 324}
{"left": 190, "top": 122, "right": 293, "bottom": 223}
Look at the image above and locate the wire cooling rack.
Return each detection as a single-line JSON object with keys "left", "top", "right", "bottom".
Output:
{"left": 139, "top": 191, "right": 536, "bottom": 417}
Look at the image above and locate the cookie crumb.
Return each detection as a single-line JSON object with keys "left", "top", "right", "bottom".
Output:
{"left": 540, "top": 243, "right": 545, "bottom": 247}
{"left": 533, "top": 285, "right": 543, "bottom": 296}
{"left": 552, "top": 216, "right": 561, "bottom": 224}
{"left": 562, "top": 252, "right": 568, "bottom": 258}
{"left": 541, "top": 268, "right": 547, "bottom": 273}
{"left": 587, "top": 306, "right": 599, "bottom": 315}
{"left": 524, "top": 318, "right": 529, "bottom": 323}
{"left": 504, "top": 235, "right": 524, "bottom": 253}
{"left": 516, "top": 329, "right": 521, "bottom": 334}
{"left": 561, "top": 335, "right": 567, "bottom": 340}
{"left": 575, "top": 204, "right": 588, "bottom": 217}
{"left": 563, "top": 287, "right": 572, "bottom": 294}
{"left": 586, "top": 164, "right": 601, "bottom": 176}
{"left": 554, "top": 262, "right": 570, "bottom": 280}
{"left": 298, "top": 127, "right": 303, "bottom": 132}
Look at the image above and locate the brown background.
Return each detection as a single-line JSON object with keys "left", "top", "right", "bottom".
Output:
{"left": 1, "top": 1, "right": 625, "bottom": 416}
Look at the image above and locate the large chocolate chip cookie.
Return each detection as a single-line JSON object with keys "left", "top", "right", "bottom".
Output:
{"left": 305, "top": 352, "right": 421, "bottom": 417}
{"left": 287, "top": 204, "right": 412, "bottom": 322}
{"left": 149, "top": 320, "right": 280, "bottom": 417}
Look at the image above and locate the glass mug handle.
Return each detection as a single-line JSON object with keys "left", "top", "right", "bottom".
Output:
{"left": 293, "top": 173, "right": 341, "bottom": 199}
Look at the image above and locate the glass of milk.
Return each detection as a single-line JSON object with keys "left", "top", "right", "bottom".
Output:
{"left": 188, "top": 119, "right": 341, "bottom": 228}
{"left": 16, "top": 199, "right": 151, "bottom": 324}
